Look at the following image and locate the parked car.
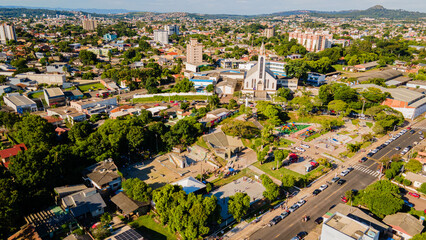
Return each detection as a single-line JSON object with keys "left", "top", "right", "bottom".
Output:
{"left": 367, "top": 152, "right": 373, "bottom": 157}
{"left": 410, "top": 130, "right": 415, "bottom": 134}
{"left": 297, "top": 231, "right": 308, "bottom": 239}
{"left": 404, "top": 200, "right": 414, "bottom": 208}
{"left": 315, "top": 217, "right": 324, "bottom": 224}
{"left": 395, "top": 146, "right": 401, "bottom": 151}
{"left": 341, "top": 196, "right": 348, "bottom": 203}
{"left": 337, "top": 179, "right": 346, "bottom": 185}
{"left": 281, "top": 211, "right": 290, "bottom": 219}
{"left": 297, "top": 200, "right": 306, "bottom": 207}
{"left": 409, "top": 192, "right": 420, "bottom": 198}
{"left": 269, "top": 216, "right": 282, "bottom": 226}
{"left": 312, "top": 189, "right": 321, "bottom": 196}
{"left": 289, "top": 204, "right": 300, "bottom": 212}
{"left": 319, "top": 184, "right": 328, "bottom": 191}
{"left": 359, "top": 157, "right": 368, "bottom": 163}
{"left": 347, "top": 167, "right": 354, "bottom": 172}
{"left": 340, "top": 170, "right": 350, "bottom": 176}
{"left": 331, "top": 177, "right": 340, "bottom": 183}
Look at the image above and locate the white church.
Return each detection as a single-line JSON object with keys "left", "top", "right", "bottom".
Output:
{"left": 242, "top": 43, "right": 278, "bottom": 99}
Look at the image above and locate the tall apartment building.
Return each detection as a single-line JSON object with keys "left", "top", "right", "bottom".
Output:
{"left": 264, "top": 27, "right": 275, "bottom": 38}
{"left": 153, "top": 30, "right": 169, "bottom": 45}
{"left": 0, "top": 24, "right": 16, "bottom": 44}
{"left": 164, "top": 25, "right": 179, "bottom": 36}
{"left": 186, "top": 38, "right": 203, "bottom": 64}
{"left": 82, "top": 19, "right": 97, "bottom": 31}
{"left": 289, "top": 31, "right": 332, "bottom": 52}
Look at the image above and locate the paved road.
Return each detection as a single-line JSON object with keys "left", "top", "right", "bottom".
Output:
{"left": 249, "top": 160, "right": 380, "bottom": 240}
{"left": 371, "top": 129, "right": 423, "bottom": 160}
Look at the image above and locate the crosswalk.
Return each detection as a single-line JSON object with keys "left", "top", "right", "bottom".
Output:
{"left": 353, "top": 165, "right": 382, "bottom": 177}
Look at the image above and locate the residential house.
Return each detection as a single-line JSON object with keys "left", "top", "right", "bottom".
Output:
{"left": 111, "top": 192, "right": 150, "bottom": 216}
{"left": 44, "top": 88, "right": 66, "bottom": 107}
{"left": 353, "top": 61, "right": 379, "bottom": 71}
{"left": 61, "top": 188, "right": 106, "bottom": 218}
{"left": 47, "top": 106, "right": 87, "bottom": 123}
{"left": 403, "top": 172, "right": 426, "bottom": 188}
{"left": 70, "top": 97, "right": 118, "bottom": 115}
{"left": 383, "top": 213, "right": 424, "bottom": 239}
{"left": 306, "top": 72, "right": 326, "bottom": 86}
{"left": 54, "top": 184, "right": 89, "bottom": 204}
{"left": 215, "top": 78, "right": 239, "bottom": 95}
{"left": 46, "top": 63, "right": 69, "bottom": 74}
{"left": 199, "top": 108, "right": 232, "bottom": 126}
{"left": 321, "top": 212, "right": 380, "bottom": 240}
{"left": 82, "top": 159, "right": 122, "bottom": 192}
{"left": 3, "top": 93, "right": 37, "bottom": 113}
{"left": 0, "top": 143, "right": 27, "bottom": 168}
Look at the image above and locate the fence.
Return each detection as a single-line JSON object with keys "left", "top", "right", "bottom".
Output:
{"left": 133, "top": 92, "right": 213, "bottom": 99}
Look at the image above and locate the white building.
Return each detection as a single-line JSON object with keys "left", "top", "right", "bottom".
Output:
{"left": 154, "top": 29, "right": 169, "bottom": 45}
{"left": 0, "top": 23, "right": 16, "bottom": 44}
{"left": 321, "top": 212, "right": 380, "bottom": 240}
{"left": 164, "top": 25, "right": 179, "bottom": 36}
{"left": 278, "top": 78, "right": 298, "bottom": 92}
{"left": 3, "top": 93, "right": 37, "bottom": 113}
{"left": 14, "top": 72, "right": 66, "bottom": 86}
{"left": 70, "top": 97, "right": 118, "bottom": 112}
{"left": 306, "top": 72, "right": 326, "bottom": 86}
{"left": 242, "top": 43, "right": 277, "bottom": 98}
{"left": 266, "top": 61, "right": 287, "bottom": 77}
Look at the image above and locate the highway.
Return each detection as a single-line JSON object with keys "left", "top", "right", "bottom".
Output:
{"left": 371, "top": 128, "right": 423, "bottom": 160}
{"left": 249, "top": 160, "right": 380, "bottom": 240}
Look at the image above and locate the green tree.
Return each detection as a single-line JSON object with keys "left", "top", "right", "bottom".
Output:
{"left": 68, "top": 121, "right": 92, "bottom": 143}
{"left": 207, "top": 95, "right": 220, "bottom": 110}
{"left": 100, "top": 212, "right": 112, "bottom": 226}
{"left": 419, "top": 183, "right": 426, "bottom": 194}
{"left": 405, "top": 159, "right": 422, "bottom": 173}
{"left": 222, "top": 120, "right": 260, "bottom": 139}
{"left": 228, "top": 192, "right": 250, "bottom": 222}
{"left": 0, "top": 174, "right": 21, "bottom": 239}
{"left": 261, "top": 174, "right": 280, "bottom": 201}
{"left": 12, "top": 115, "right": 55, "bottom": 148}
{"left": 276, "top": 88, "right": 293, "bottom": 101}
{"left": 122, "top": 178, "right": 152, "bottom": 202}
{"left": 206, "top": 84, "right": 214, "bottom": 92}
{"left": 274, "top": 150, "right": 284, "bottom": 169}
{"left": 328, "top": 100, "right": 348, "bottom": 115}
{"left": 347, "top": 142, "right": 363, "bottom": 153}
{"left": 228, "top": 99, "right": 237, "bottom": 109}
{"left": 281, "top": 174, "right": 296, "bottom": 190}
{"left": 360, "top": 180, "right": 403, "bottom": 218}
{"left": 79, "top": 50, "right": 97, "bottom": 65}
{"left": 173, "top": 78, "right": 194, "bottom": 93}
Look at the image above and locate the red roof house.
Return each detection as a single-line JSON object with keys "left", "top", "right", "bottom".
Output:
{"left": 0, "top": 143, "right": 27, "bottom": 168}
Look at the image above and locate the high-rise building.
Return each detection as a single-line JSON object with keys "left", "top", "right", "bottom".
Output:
{"left": 154, "top": 30, "right": 169, "bottom": 45}
{"left": 264, "top": 27, "right": 275, "bottom": 38}
{"left": 164, "top": 25, "right": 179, "bottom": 36}
{"left": 289, "top": 31, "right": 332, "bottom": 52}
{"left": 186, "top": 38, "right": 203, "bottom": 64}
{"left": 82, "top": 19, "right": 97, "bottom": 31}
{"left": 0, "top": 24, "right": 16, "bottom": 44}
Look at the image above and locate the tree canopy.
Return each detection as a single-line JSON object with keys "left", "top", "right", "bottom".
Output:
{"left": 228, "top": 192, "right": 250, "bottom": 222}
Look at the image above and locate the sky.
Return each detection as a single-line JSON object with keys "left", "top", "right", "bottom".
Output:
{"left": 1, "top": 0, "right": 425, "bottom": 14}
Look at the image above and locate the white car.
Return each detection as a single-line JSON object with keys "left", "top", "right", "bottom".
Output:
{"left": 301, "top": 144, "right": 310, "bottom": 149}
{"left": 340, "top": 170, "right": 350, "bottom": 176}
{"left": 297, "top": 199, "right": 306, "bottom": 207}
{"left": 319, "top": 184, "right": 328, "bottom": 191}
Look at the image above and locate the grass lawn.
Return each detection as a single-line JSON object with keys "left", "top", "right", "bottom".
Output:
{"left": 332, "top": 64, "right": 344, "bottom": 71}
{"left": 351, "top": 119, "right": 360, "bottom": 126}
{"left": 340, "top": 151, "right": 356, "bottom": 158}
{"left": 211, "top": 168, "right": 256, "bottom": 187}
{"left": 77, "top": 83, "right": 105, "bottom": 92}
{"left": 366, "top": 122, "right": 373, "bottom": 128}
{"left": 361, "top": 141, "right": 371, "bottom": 148}
{"left": 195, "top": 136, "right": 209, "bottom": 149}
{"left": 305, "top": 131, "right": 328, "bottom": 142}
{"left": 288, "top": 112, "right": 341, "bottom": 124}
{"left": 130, "top": 214, "right": 177, "bottom": 240}
{"left": 28, "top": 91, "right": 44, "bottom": 99}
{"left": 253, "top": 161, "right": 303, "bottom": 180}
{"left": 278, "top": 138, "right": 295, "bottom": 147}
{"left": 133, "top": 95, "right": 208, "bottom": 103}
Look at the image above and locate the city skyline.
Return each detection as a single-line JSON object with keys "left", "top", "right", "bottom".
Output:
{"left": 0, "top": 0, "right": 425, "bottom": 15}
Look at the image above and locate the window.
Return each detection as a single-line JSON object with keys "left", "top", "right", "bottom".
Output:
{"left": 272, "top": 83, "right": 275, "bottom": 89}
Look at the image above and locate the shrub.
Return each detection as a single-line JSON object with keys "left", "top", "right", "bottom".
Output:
{"left": 403, "top": 179, "right": 412, "bottom": 186}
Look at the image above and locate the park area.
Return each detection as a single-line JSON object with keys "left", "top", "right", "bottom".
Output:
{"left": 130, "top": 214, "right": 177, "bottom": 240}
{"left": 77, "top": 82, "right": 105, "bottom": 92}
{"left": 277, "top": 123, "right": 310, "bottom": 134}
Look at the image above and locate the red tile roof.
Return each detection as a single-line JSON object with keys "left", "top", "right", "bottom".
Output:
{"left": 0, "top": 143, "right": 27, "bottom": 159}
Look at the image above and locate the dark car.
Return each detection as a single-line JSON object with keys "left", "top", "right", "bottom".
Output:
{"left": 297, "top": 231, "right": 308, "bottom": 239}
{"left": 359, "top": 157, "right": 368, "bottom": 163}
{"left": 312, "top": 189, "right": 321, "bottom": 196}
{"left": 269, "top": 216, "right": 282, "bottom": 226}
{"left": 410, "top": 130, "right": 415, "bottom": 134}
{"left": 337, "top": 179, "right": 346, "bottom": 185}
{"left": 315, "top": 217, "right": 324, "bottom": 224}
{"left": 367, "top": 152, "right": 373, "bottom": 157}
{"left": 331, "top": 177, "right": 340, "bottom": 183}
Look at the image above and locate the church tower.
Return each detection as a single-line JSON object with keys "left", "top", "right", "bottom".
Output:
{"left": 257, "top": 42, "right": 267, "bottom": 90}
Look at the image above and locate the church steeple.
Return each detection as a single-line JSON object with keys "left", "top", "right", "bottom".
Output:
{"left": 260, "top": 42, "right": 265, "bottom": 56}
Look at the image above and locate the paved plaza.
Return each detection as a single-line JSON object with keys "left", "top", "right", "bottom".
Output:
{"left": 209, "top": 177, "right": 266, "bottom": 221}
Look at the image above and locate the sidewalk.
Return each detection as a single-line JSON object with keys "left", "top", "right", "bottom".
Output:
{"left": 248, "top": 165, "right": 282, "bottom": 185}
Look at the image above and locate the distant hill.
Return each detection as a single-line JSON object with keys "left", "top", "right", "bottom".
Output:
{"left": 308, "top": 5, "right": 426, "bottom": 19}
{"left": 0, "top": 6, "right": 75, "bottom": 18}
